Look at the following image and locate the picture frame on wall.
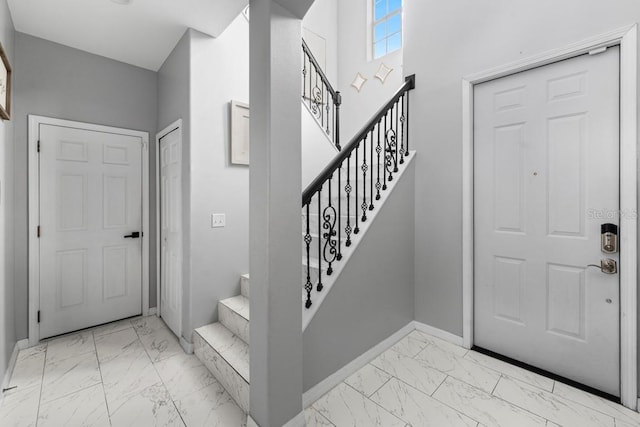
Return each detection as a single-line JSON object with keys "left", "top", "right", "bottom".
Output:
{"left": 0, "top": 42, "right": 11, "bottom": 120}
{"left": 231, "top": 100, "right": 250, "bottom": 165}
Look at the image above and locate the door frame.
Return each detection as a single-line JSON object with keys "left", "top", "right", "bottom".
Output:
{"left": 28, "top": 115, "right": 150, "bottom": 346}
{"left": 155, "top": 119, "right": 183, "bottom": 337}
{"left": 461, "top": 25, "right": 638, "bottom": 409}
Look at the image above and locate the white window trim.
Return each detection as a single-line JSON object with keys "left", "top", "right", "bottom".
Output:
{"left": 367, "top": 0, "right": 403, "bottom": 62}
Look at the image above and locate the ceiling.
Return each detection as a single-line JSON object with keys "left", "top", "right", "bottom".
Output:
{"left": 7, "top": 0, "right": 248, "bottom": 71}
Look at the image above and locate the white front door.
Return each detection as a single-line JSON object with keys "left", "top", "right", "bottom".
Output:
{"left": 39, "top": 123, "right": 143, "bottom": 339}
{"left": 474, "top": 47, "right": 620, "bottom": 396}
{"left": 159, "top": 127, "right": 182, "bottom": 338}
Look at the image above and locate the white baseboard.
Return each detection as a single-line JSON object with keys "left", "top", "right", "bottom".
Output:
{"left": 247, "top": 411, "right": 305, "bottom": 427}
{"left": 148, "top": 307, "right": 157, "bottom": 316}
{"left": 302, "top": 321, "right": 415, "bottom": 408}
{"left": 180, "top": 336, "right": 193, "bottom": 354}
{"left": 0, "top": 339, "right": 29, "bottom": 406}
{"left": 413, "top": 321, "right": 464, "bottom": 347}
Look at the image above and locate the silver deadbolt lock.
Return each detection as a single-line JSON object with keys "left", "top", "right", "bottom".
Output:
{"left": 601, "top": 223, "right": 618, "bottom": 254}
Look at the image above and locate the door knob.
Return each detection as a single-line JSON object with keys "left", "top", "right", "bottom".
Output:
{"left": 124, "top": 231, "right": 141, "bottom": 239}
{"left": 587, "top": 259, "right": 617, "bottom": 274}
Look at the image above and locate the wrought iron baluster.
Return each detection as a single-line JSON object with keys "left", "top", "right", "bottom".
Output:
{"left": 399, "top": 95, "right": 405, "bottom": 164}
{"left": 361, "top": 135, "right": 368, "bottom": 222}
{"left": 354, "top": 144, "right": 360, "bottom": 234}
{"left": 386, "top": 107, "right": 397, "bottom": 182}
{"left": 406, "top": 89, "right": 410, "bottom": 155}
{"left": 376, "top": 121, "right": 382, "bottom": 200}
{"left": 337, "top": 163, "right": 343, "bottom": 260}
{"left": 335, "top": 92, "right": 342, "bottom": 150}
{"left": 394, "top": 100, "right": 399, "bottom": 172}
{"left": 383, "top": 112, "right": 389, "bottom": 190}
{"left": 317, "top": 189, "right": 323, "bottom": 292}
{"left": 369, "top": 128, "right": 374, "bottom": 210}
{"left": 345, "top": 154, "right": 352, "bottom": 246}
{"left": 302, "top": 55, "right": 307, "bottom": 100}
{"left": 322, "top": 175, "right": 338, "bottom": 276}
{"left": 304, "top": 203, "right": 312, "bottom": 308}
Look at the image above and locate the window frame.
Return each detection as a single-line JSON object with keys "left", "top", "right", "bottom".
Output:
{"left": 371, "top": 0, "right": 403, "bottom": 60}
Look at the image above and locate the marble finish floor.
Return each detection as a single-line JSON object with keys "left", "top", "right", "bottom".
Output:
{"left": 0, "top": 315, "right": 246, "bottom": 427}
{"left": 308, "top": 330, "right": 640, "bottom": 427}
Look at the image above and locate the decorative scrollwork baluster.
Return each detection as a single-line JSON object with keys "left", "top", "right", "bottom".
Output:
{"left": 399, "top": 96, "right": 405, "bottom": 164}
{"left": 394, "top": 100, "right": 399, "bottom": 172}
{"left": 354, "top": 143, "right": 360, "bottom": 234}
{"left": 337, "top": 163, "right": 343, "bottom": 261}
{"left": 317, "top": 189, "right": 323, "bottom": 292}
{"left": 382, "top": 113, "right": 388, "bottom": 191}
{"left": 376, "top": 121, "right": 382, "bottom": 200}
{"left": 369, "top": 128, "right": 374, "bottom": 210}
{"left": 304, "top": 203, "right": 312, "bottom": 309}
{"left": 345, "top": 154, "right": 352, "bottom": 247}
{"left": 361, "top": 136, "right": 368, "bottom": 223}
{"left": 322, "top": 175, "right": 337, "bottom": 276}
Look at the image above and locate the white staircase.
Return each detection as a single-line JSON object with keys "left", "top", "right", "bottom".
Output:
{"left": 193, "top": 274, "right": 251, "bottom": 413}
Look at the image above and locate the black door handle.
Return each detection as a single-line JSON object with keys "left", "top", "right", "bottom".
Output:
{"left": 124, "top": 231, "right": 141, "bottom": 239}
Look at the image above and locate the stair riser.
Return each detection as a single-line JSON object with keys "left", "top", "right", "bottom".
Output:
{"left": 240, "top": 275, "right": 250, "bottom": 298}
{"left": 194, "top": 332, "right": 250, "bottom": 413}
{"left": 218, "top": 302, "right": 250, "bottom": 344}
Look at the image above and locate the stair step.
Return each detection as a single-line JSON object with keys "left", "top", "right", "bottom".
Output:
{"left": 194, "top": 323, "right": 250, "bottom": 412}
{"left": 219, "top": 295, "right": 250, "bottom": 344}
{"left": 240, "top": 273, "right": 250, "bottom": 298}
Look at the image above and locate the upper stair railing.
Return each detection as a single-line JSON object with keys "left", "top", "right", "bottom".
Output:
{"left": 301, "top": 75, "right": 416, "bottom": 309}
{"left": 302, "top": 39, "right": 342, "bottom": 151}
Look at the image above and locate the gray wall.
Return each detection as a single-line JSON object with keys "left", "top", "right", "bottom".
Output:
{"left": 303, "top": 161, "right": 415, "bottom": 391}
{"left": 13, "top": 33, "right": 158, "bottom": 339}
{"left": 188, "top": 17, "right": 249, "bottom": 336}
{"left": 402, "top": 0, "right": 640, "bottom": 395}
{"left": 0, "top": 0, "right": 14, "bottom": 385}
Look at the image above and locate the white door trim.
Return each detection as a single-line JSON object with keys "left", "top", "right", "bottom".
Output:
{"left": 28, "top": 115, "right": 150, "bottom": 346}
{"left": 155, "top": 119, "right": 182, "bottom": 330}
{"left": 462, "top": 25, "right": 638, "bottom": 409}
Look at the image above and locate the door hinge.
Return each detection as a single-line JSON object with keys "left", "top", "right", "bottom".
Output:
{"left": 37, "top": 140, "right": 40, "bottom": 153}
{"left": 37, "top": 311, "right": 40, "bottom": 323}
{"left": 37, "top": 226, "right": 41, "bottom": 238}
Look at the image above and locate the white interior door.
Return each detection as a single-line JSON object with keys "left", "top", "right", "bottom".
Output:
{"left": 474, "top": 47, "right": 620, "bottom": 396}
{"left": 39, "top": 124, "right": 143, "bottom": 339}
{"left": 159, "top": 127, "right": 182, "bottom": 338}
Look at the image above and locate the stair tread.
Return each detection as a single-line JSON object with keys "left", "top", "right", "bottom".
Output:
{"left": 194, "top": 322, "right": 250, "bottom": 382}
{"left": 219, "top": 295, "right": 250, "bottom": 320}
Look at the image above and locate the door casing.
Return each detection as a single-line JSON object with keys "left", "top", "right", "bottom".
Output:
{"left": 28, "top": 115, "right": 150, "bottom": 346}
{"left": 461, "top": 25, "right": 638, "bottom": 410}
{"left": 155, "top": 119, "right": 183, "bottom": 340}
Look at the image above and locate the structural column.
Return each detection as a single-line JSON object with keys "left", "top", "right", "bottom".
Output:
{"left": 249, "top": 0, "right": 305, "bottom": 426}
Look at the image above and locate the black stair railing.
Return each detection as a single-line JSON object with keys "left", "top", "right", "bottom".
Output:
{"left": 301, "top": 75, "right": 416, "bottom": 309}
{"left": 302, "top": 39, "right": 342, "bottom": 151}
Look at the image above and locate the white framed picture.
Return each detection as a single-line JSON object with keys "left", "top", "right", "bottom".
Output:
{"left": 231, "top": 100, "right": 250, "bottom": 165}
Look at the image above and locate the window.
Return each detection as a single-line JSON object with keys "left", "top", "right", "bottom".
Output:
{"left": 373, "top": 0, "right": 402, "bottom": 59}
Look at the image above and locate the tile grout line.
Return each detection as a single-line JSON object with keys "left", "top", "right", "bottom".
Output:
{"left": 490, "top": 374, "right": 502, "bottom": 395}
{"left": 34, "top": 343, "right": 49, "bottom": 426}
{"left": 366, "top": 376, "right": 394, "bottom": 398}
{"left": 93, "top": 328, "right": 115, "bottom": 427}
{"left": 342, "top": 381, "right": 407, "bottom": 425}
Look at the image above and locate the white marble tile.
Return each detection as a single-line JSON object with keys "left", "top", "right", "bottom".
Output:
{"left": 174, "top": 381, "right": 247, "bottom": 427}
{"left": 345, "top": 363, "right": 392, "bottom": 397}
{"left": 305, "top": 407, "right": 335, "bottom": 426}
{"left": 195, "top": 323, "right": 249, "bottom": 381}
{"left": 615, "top": 419, "right": 637, "bottom": 427}
{"left": 220, "top": 295, "right": 250, "bottom": 320}
{"left": 312, "top": 382, "right": 406, "bottom": 427}
{"left": 413, "top": 331, "right": 470, "bottom": 357}
{"left": 8, "top": 344, "right": 47, "bottom": 390}
{"left": 0, "top": 387, "right": 40, "bottom": 427}
{"left": 37, "top": 383, "right": 110, "bottom": 427}
{"left": 93, "top": 318, "right": 136, "bottom": 337}
{"left": 137, "top": 324, "right": 184, "bottom": 362}
{"left": 547, "top": 422, "right": 561, "bottom": 427}
{"left": 153, "top": 352, "right": 216, "bottom": 400}
{"left": 371, "top": 377, "right": 478, "bottom": 427}
{"left": 219, "top": 301, "right": 250, "bottom": 344}
{"left": 493, "top": 376, "right": 614, "bottom": 427}
{"left": 45, "top": 330, "right": 95, "bottom": 364}
{"left": 193, "top": 332, "right": 249, "bottom": 413}
{"left": 432, "top": 376, "right": 547, "bottom": 427}
{"left": 388, "top": 331, "right": 430, "bottom": 358}
{"left": 109, "top": 382, "right": 184, "bottom": 427}
{"left": 464, "top": 351, "right": 554, "bottom": 392}
{"left": 132, "top": 315, "right": 168, "bottom": 336}
{"left": 41, "top": 351, "right": 101, "bottom": 404}
{"left": 370, "top": 348, "right": 447, "bottom": 396}
{"left": 100, "top": 336, "right": 161, "bottom": 411}
{"left": 95, "top": 327, "right": 142, "bottom": 364}
{"left": 552, "top": 382, "right": 640, "bottom": 426}
{"left": 415, "top": 345, "right": 501, "bottom": 393}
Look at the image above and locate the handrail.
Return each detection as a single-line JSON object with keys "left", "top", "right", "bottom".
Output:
{"left": 302, "top": 39, "right": 342, "bottom": 150}
{"left": 302, "top": 74, "right": 415, "bottom": 205}
{"left": 302, "top": 39, "right": 340, "bottom": 103}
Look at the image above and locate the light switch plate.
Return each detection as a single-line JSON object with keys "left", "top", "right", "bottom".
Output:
{"left": 211, "top": 213, "right": 226, "bottom": 228}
